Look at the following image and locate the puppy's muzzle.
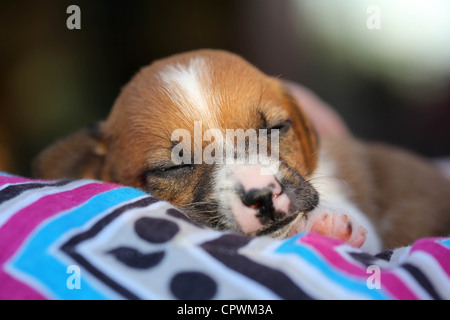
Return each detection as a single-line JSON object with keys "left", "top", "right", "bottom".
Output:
{"left": 241, "top": 187, "right": 284, "bottom": 223}
{"left": 230, "top": 164, "right": 292, "bottom": 234}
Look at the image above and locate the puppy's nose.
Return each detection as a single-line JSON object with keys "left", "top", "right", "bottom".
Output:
{"left": 241, "top": 187, "right": 278, "bottom": 220}
{"left": 231, "top": 164, "right": 291, "bottom": 229}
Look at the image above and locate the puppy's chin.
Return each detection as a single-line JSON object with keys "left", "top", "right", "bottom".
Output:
{"left": 246, "top": 211, "right": 305, "bottom": 239}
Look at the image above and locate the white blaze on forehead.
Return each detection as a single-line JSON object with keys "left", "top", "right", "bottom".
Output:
{"left": 157, "top": 57, "right": 221, "bottom": 129}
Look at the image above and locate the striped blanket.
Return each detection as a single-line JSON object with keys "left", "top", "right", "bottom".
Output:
{"left": 0, "top": 172, "right": 449, "bottom": 300}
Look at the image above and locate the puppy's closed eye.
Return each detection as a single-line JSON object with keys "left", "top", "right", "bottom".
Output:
{"left": 267, "top": 120, "right": 292, "bottom": 136}
{"left": 258, "top": 110, "right": 291, "bottom": 135}
{"left": 144, "top": 164, "right": 195, "bottom": 178}
{"left": 269, "top": 120, "right": 291, "bottom": 134}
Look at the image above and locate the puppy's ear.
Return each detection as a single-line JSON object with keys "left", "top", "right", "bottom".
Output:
{"left": 32, "top": 122, "right": 108, "bottom": 180}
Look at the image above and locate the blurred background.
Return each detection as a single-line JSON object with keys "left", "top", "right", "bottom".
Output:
{"left": 1, "top": 0, "right": 449, "bottom": 177}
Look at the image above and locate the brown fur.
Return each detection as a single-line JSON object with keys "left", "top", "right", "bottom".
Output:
{"left": 322, "top": 137, "right": 450, "bottom": 248}
{"left": 34, "top": 50, "right": 317, "bottom": 206}
{"left": 33, "top": 49, "right": 450, "bottom": 248}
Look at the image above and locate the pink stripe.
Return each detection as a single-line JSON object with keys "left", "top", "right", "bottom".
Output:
{"left": 0, "top": 175, "right": 37, "bottom": 187}
{"left": 299, "top": 233, "right": 368, "bottom": 276}
{"left": 409, "top": 238, "right": 450, "bottom": 277}
{"left": 299, "top": 233, "right": 420, "bottom": 299}
{"left": 0, "top": 182, "right": 120, "bottom": 299}
{"left": 0, "top": 273, "right": 46, "bottom": 300}
{"left": 377, "top": 271, "right": 421, "bottom": 300}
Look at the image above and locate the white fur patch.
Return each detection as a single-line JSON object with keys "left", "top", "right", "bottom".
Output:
{"left": 211, "top": 163, "right": 242, "bottom": 232}
{"left": 309, "top": 147, "right": 382, "bottom": 253}
{"left": 158, "top": 57, "right": 221, "bottom": 129}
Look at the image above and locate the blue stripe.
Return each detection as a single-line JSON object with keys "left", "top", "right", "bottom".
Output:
{"left": 9, "top": 186, "right": 147, "bottom": 300}
{"left": 275, "top": 235, "right": 388, "bottom": 299}
{"left": 439, "top": 238, "right": 450, "bottom": 249}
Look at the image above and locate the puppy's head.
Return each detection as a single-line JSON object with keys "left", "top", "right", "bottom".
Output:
{"left": 34, "top": 50, "right": 319, "bottom": 238}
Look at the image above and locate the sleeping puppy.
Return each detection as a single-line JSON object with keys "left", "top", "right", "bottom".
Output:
{"left": 33, "top": 49, "right": 450, "bottom": 253}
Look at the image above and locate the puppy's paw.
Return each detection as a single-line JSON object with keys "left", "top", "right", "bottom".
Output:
{"left": 309, "top": 212, "right": 367, "bottom": 248}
